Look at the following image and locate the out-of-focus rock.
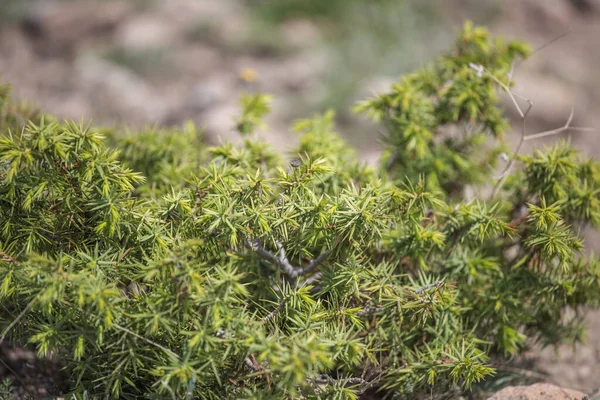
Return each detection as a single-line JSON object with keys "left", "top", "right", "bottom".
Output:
{"left": 218, "top": 14, "right": 253, "bottom": 48}
{"left": 356, "top": 76, "right": 397, "bottom": 100}
{"left": 155, "top": 0, "right": 241, "bottom": 27}
{"left": 487, "top": 383, "right": 587, "bottom": 400}
{"left": 569, "top": 0, "right": 600, "bottom": 14}
{"left": 0, "top": 339, "right": 68, "bottom": 399}
{"left": 501, "top": 0, "right": 578, "bottom": 32}
{"left": 280, "top": 19, "right": 321, "bottom": 48}
{"left": 532, "top": 309, "right": 600, "bottom": 394}
{"left": 200, "top": 102, "right": 239, "bottom": 143}
{"left": 75, "top": 55, "right": 167, "bottom": 124}
{"left": 174, "top": 45, "right": 222, "bottom": 78}
{"left": 115, "top": 14, "right": 182, "bottom": 51}
{"left": 241, "top": 51, "right": 328, "bottom": 93}
{"left": 21, "top": 0, "right": 134, "bottom": 54}
{"left": 189, "top": 80, "right": 232, "bottom": 112}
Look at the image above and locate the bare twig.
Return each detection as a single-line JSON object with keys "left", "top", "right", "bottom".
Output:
{"left": 0, "top": 357, "right": 34, "bottom": 397}
{"left": 301, "top": 272, "right": 322, "bottom": 287}
{"left": 490, "top": 104, "right": 595, "bottom": 200}
{"left": 358, "top": 305, "right": 385, "bottom": 317}
{"left": 297, "top": 250, "right": 332, "bottom": 277}
{"left": 510, "top": 28, "right": 573, "bottom": 86}
{"left": 507, "top": 61, "right": 516, "bottom": 87}
{"left": 414, "top": 280, "right": 444, "bottom": 294}
{"left": 471, "top": 63, "right": 530, "bottom": 119}
{"left": 490, "top": 96, "right": 533, "bottom": 199}
{"left": 524, "top": 108, "right": 595, "bottom": 141}
{"left": 0, "top": 297, "right": 38, "bottom": 342}
{"left": 260, "top": 299, "right": 285, "bottom": 323}
{"left": 246, "top": 239, "right": 332, "bottom": 280}
{"left": 470, "top": 28, "right": 595, "bottom": 200}
{"left": 191, "top": 189, "right": 206, "bottom": 221}
{"left": 516, "top": 28, "right": 574, "bottom": 71}
{"left": 313, "top": 375, "right": 366, "bottom": 386}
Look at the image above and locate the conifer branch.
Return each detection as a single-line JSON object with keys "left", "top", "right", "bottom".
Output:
{"left": 260, "top": 299, "right": 285, "bottom": 323}
{"left": 359, "top": 305, "right": 385, "bottom": 316}
{"left": 414, "top": 280, "right": 444, "bottom": 294}
{"left": 313, "top": 375, "right": 366, "bottom": 386}
{"left": 0, "top": 22, "right": 597, "bottom": 399}
{"left": 247, "top": 239, "right": 332, "bottom": 279}
{"left": 301, "top": 272, "right": 322, "bottom": 287}
{"left": 296, "top": 249, "right": 332, "bottom": 277}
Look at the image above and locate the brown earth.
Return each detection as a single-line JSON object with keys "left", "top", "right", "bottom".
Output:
{"left": 487, "top": 383, "right": 588, "bottom": 400}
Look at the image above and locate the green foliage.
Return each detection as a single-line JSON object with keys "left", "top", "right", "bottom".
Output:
{"left": 355, "top": 20, "right": 531, "bottom": 196}
{"left": 106, "top": 122, "right": 206, "bottom": 197}
{"left": 0, "top": 379, "right": 13, "bottom": 399}
{"left": 0, "top": 22, "right": 599, "bottom": 400}
{"left": 236, "top": 93, "right": 273, "bottom": 135}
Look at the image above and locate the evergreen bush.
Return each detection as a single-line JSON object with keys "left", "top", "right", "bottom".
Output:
{"left": 0, "top": 22, "right": 598, "bottom": 399}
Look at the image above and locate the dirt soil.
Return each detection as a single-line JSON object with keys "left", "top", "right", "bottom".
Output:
{"left": 487, "top": 382, "right": 588, "bottom": 400}
{"left": 1, "top": 0, "right": 600, "bottom": 396}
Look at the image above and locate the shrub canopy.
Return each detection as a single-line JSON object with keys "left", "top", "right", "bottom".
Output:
{"left": 0, "top": 21, "right": 599, "bottom": 399}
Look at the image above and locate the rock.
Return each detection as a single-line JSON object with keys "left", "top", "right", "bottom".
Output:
{"left": 530, "top": 309, "right": 600, "bottom": 394}
{"left": 488, "top": 383, "right": 588, "bottom": 400}
{"left": 200, "top": 101, "right": 239, "bottom": 143}
{"left": 115, "top": 14, "right": 182, "bottom": 51}
{"left": 74, "top": 54, "right": 167, "bottom": 124}
{"left": 569, "top": 0, "right": 600, "bottom": 14}
{"left": 217, "top": 13, "right": 252, "bottom": 48}
{"left": 189, "top": 80, "right": 231, "bottom": 112}
{"left": 21, "top": 0, "right": 134, "bottom": 54}
{"left": 501, "top": 0, "right": 578, "bottom": 32}
{"left": 280, "top": 19, "right": 321, "bottom": 48}
{"left": 154, "top": 0, "right": 241, "bottom": 28}
{"left": 0, "top": 339, "right": 68, "bottom": 398}
{"left": 355, "top": 76, "right": 397, "bottom": 101}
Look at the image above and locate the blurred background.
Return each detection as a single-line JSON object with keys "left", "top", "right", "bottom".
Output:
{"left": 1, "top": 0, "right": 599, "bottom": 393}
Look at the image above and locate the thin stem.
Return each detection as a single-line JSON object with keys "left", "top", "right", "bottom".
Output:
{"left": 477, "top": 28, "right": 593, "bottom": 200}
{"left": 490, "top": 99, "right": 533, "bottom": 199}
{"left": 480, "top": 67, "right": 529, "bottom": 119}
{"left": 247, "top": 239, "right": 332, "bottom": 280}
{"left": 414, "top": 280, "right": 444, "bottom": 294}
{"left": 0, "top": 297, "right": 38, "bottom": 342}
{"left": 359, "top": 305, "right": 385, "bottom": 317}
{"left": 260, "top": 299, "right": 286, "bottom": 323}
{"left": 517, "top": 28, "right": 574, "bottom": 69}
{"left": 313, "top": 375, "right": 365, "bottom": 386}
{"left": 524, "top": 108, "right": 595, "bottom": 140}
{"left": 296, "top": 250, "right": 332, "bottom": 277}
